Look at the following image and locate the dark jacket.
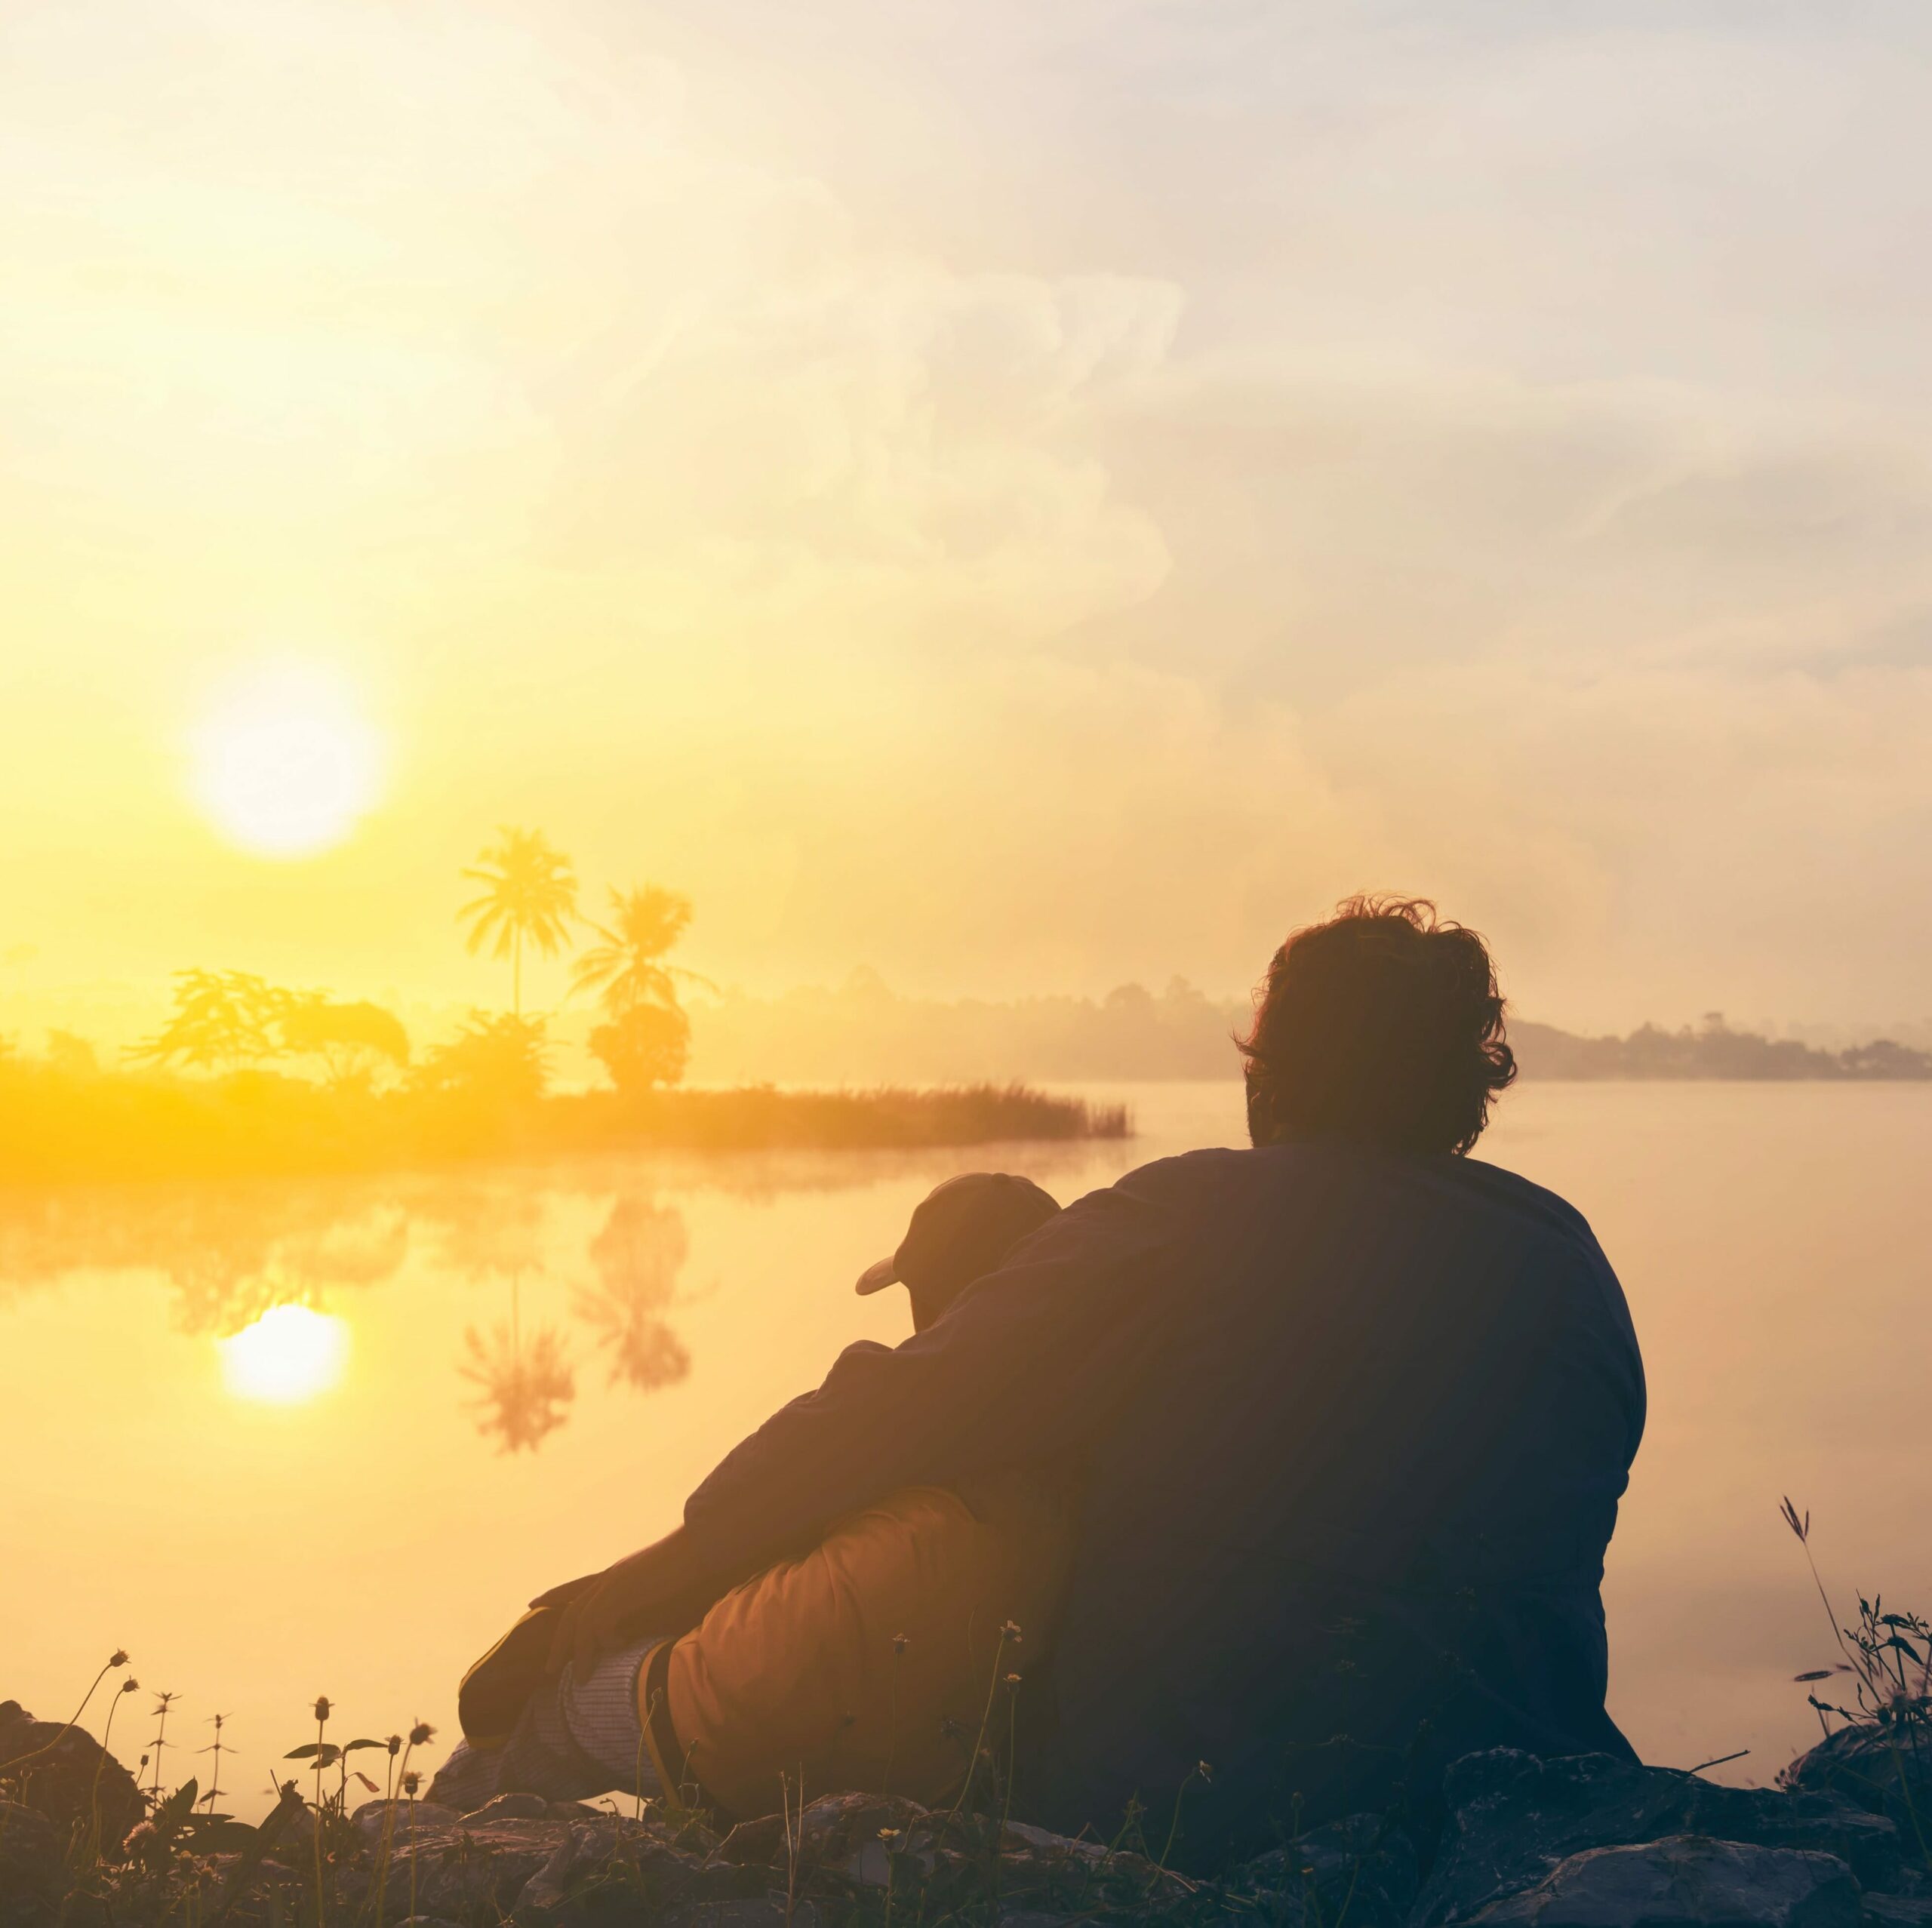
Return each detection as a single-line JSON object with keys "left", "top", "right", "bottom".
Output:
{"left": 684, "top": 1142, "right": 1645, "bottom": 1859}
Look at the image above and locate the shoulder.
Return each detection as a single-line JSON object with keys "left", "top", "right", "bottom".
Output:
{"left": 989, "top": 1148, "right": 1252, "bottom": 1268}
{"left": 1095, "top": 1142, "right": 1614, "bottom": 1275}
{"left": 1443, "top": 1153, "right": 1605, "bottom": 1253}
{"left": 1075, "top": 1145, "right": 1272, "bottom": 1219}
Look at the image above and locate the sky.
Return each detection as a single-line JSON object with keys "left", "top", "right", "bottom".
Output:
{"left": 5, "top": 0, "right": 1932, "bottom": 1032}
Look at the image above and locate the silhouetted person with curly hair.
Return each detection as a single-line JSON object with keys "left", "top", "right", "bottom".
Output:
{"left": 493, "top": 898, "right": 1646, "bottom": 1865}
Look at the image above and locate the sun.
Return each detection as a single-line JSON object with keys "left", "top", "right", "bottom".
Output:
{"left": 189, "top": 662, "right": 383, "bottom": 856}
{"left": 220, "top": 1303, "right": 351, "bottom": 1404}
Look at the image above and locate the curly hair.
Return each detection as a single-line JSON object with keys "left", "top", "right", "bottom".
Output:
{"left": 1238, "top": 895, "right": 1516, "bottom": 1157}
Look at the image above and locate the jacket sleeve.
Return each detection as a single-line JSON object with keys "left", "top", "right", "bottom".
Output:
{"left": 681, "top": 1155, "right": 1200, "bottom": 1578}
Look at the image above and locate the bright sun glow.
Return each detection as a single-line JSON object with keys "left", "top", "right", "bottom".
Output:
{"left": 220, "top": 1303, "right": 351, "bottom": 1404}
{"left": 189, "top": 663, "right": 383, "bottom": 856}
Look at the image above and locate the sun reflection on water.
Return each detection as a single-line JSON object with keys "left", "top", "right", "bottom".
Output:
{"left": 219, "top": 1303, "right": 350, "bottom": 1404}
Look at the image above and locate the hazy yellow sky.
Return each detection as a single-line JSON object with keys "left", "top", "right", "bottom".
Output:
{"left": 5, "top": 1, "right": 1931, "bottom": 1029}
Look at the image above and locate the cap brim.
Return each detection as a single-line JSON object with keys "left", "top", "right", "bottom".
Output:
{"left": 855, "top": 1255, "right": 901, "bottom": 1296}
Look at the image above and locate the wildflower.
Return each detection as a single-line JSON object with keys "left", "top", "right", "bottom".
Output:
{"left": 878, "top": 1827, "right": 902, "bottom": 1842}
{"left": 1004, "top": 1673, "right": 1022, "bottom": 1687}
{"left": 401, "top": 1770, "right": 421, "bottom": 1796}
{"left": 387, "top": 1734, "right": 402, "bottom": 1755}
{"left": 110, "top": 1650, "right": 130, "bottom": 1669}
{"left": 1197, "top": 1760, "right": 1214, "bottom": 1782}
{"left": 892, "top": 1634, "right": 909, "bottom": 1655}
{"left": 1000, "top": 1620, "right": 1023, "bottom": 1644}
{"left": 122, "top": 1678, "right": 141, "bottom": 1694}
{"left": 408, "top": 1720, "right": 435, "bottom": 1747}
{"left": 313, "top": 1696, "right": 332, "bottom": 1722}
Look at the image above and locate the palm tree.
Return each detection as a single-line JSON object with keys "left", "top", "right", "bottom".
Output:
{"left": 458, "top": 828, "right": 579, "bottom": 1016}
{"left": 570, "top": 885, "right": 710, "bottom": 1018}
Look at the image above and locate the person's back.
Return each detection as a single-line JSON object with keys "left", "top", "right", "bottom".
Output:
{"left": 1017, "top": 1138, "right": 1641, "bottom": 1855}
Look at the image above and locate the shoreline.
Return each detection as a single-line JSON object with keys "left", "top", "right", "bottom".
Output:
{"left": 0, "top": 1073, "right": 1131, "bottom": 1185}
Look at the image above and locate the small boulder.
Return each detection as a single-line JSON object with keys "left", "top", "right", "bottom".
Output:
{"left": 514, "top": 1829, "right": 583, "bottom": 1914}
{"left": 0, "top": 1700, "right": 144, "bottom": 1852}
{"left": 1783, "top": 1727, "right": 1932, "bottom": 1847}
{"left": 1417, "top": 1751, "right": 1902, "bottom": 1923}
{"left": 720, "top": 1792, "right": 929, "bottom": 1871}
{"left": 1866, "top": 1899, "right": 1932, "bottom": 1926}
{"left": 0, "top": 1800, "right": 66, "bottom": 1925}
{"left": 353, "top": 1798, "right": 463, "bottom": 1843}
{"left": 466, "top": 1791, "right": 553, "bottom": 1823}
{"left": 1469, "top": 1834, "right": 1860, "bottom": 1928}
{"left": 399, "top": 1818, "right": 573, "bottom": 1919}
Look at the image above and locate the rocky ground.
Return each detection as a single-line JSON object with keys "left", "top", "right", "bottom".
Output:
{"left": 4, "top": 1695, "right": 1931, "bottom": 1926}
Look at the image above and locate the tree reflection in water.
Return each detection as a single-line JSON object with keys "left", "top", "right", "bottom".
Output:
{"left": 0, "top": 1145, "right": 1092, "bottom": 1448}
{"left": 432, "top": 1188, "right": 579, "bottom": 1453}
{"left": 460, "top": 1275, "right": 576, "bottom": 1454}
{"left": 0, "top": 1183, "right": 411, "bottom": 1337}
{"left": 575, "top": 1194, "right": 691, "bottom": 1394}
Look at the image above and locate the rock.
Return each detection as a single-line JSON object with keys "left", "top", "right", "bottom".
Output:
{"left": 0, "top": 1699, "right": 145, "bottom": 1851}
{"left": 0, "top": 1799, "right": 66, "bottom": 1925}
{"left": 352, "top": 1797, "right": 464, "bottom": 1843}
{"left": 1783, "top": 1727, "right": 1932, "bottom": 1848}
{"left": 1232, "top": 1811, "right": 1420, "bottom": 1927}
{"left": 1417, "top": 1751, "right": 1903, "bottom": 1924}
{"left": 720, "top": 1791, "right": 931, "bottom": 1870}
{"left": 398, "top": 1816, "right": 576, "bottom": 1918}
{"left": 1866, "top": 1900, "right": 1932, "bottom": 1926}
{"left": 466, "top": 1791, "right": 553, "bottom": 1822}
{"left": 402, "top": 1811, "right": 759, "bottom": 1924}
{"left": 1469, "top": 1834, "right": 1861, "bottom": 1928}
{"left": 999, "top": 1819, "right": 1112, "bottom": 1864}
{"left": 514, "top": 1830, "right": 582, "bottom": 1914}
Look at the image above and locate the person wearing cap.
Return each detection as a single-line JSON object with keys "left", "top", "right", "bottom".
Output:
{"left": 433, "top": 1171, "right": 1075, "bottom": 1819}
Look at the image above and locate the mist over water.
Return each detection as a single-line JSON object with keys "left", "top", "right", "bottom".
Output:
{"left": 4, "top": 1081, "right": 1927, "bottom": 1813}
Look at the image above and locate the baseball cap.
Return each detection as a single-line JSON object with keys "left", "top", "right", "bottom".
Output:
{"left": 856, "top": 1172, "right": 1060, "bottom": 1299}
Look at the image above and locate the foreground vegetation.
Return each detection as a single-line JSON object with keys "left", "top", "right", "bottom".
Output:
{"left": 5, "top": 1511, "right": 1927, "bottom": 1926}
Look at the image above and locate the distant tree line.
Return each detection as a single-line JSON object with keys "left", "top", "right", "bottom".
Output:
{"left": 107, "top": 827, "right": 708, "bottom": 1104}
{"left": 685, "top": 979, "right": 1932, "bottom": 1084}
{"left": 0, "top": 829, "right": 1118, "bottom": 1179}
{"left": 1509, "top": 1014, "right": 1932, "bottom": 1081}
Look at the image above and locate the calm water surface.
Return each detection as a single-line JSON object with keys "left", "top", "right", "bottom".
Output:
{"left": 5, "top": 1081, "right": 1929, "bottom": 1810}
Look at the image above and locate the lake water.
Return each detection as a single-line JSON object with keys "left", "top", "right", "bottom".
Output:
{"left": 5, "top": 1080, "right": 1930, "bottom": 1814}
